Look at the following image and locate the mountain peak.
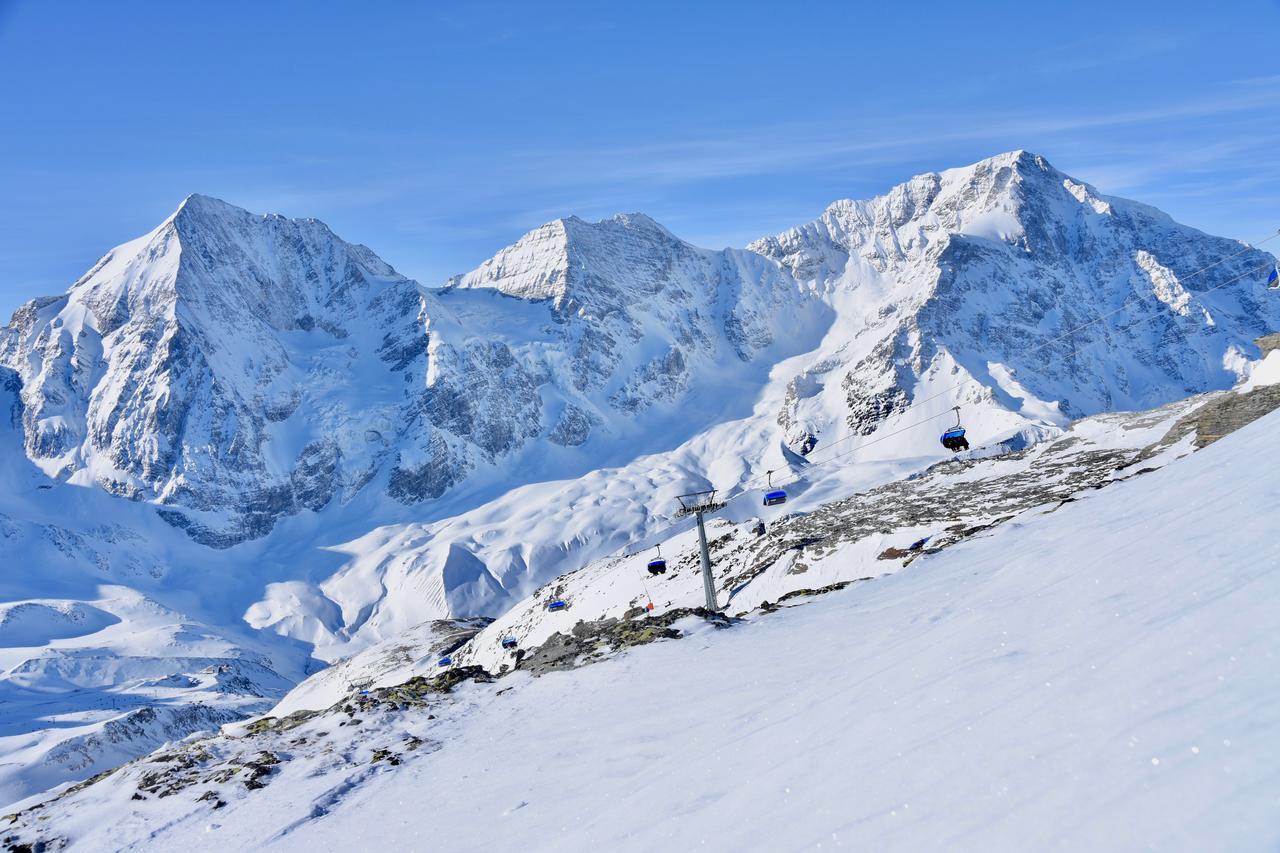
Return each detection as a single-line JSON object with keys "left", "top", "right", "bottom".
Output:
{"left": 168, "top": 192, "right": 250, "bottom": 224}
{"left": 750, "top": 149, "right": 1107, "bottom": 283}
{"left": 37, "top": 191, "right": 404, "bottom": 347}
{"left": 566, "top": 211, "right": 674, "bottom": 238}
{"left": 177, "top": 191, "right": 227, "bottom": 209}
{"left": 448, "top": 211, "right": 687, "bottom": 306}
{"left": 947, "top": 148, "right": 1051, "bottom": 175}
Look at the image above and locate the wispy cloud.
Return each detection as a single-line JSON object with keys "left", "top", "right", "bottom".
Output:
{"left": 1028, "top": 31, "right": 1182, "bottom": 74}
{"left": 49, "top": 79, "right": 1275, "bottom": 291}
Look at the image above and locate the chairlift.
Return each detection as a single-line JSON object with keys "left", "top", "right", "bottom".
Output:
{"left": 547, "top": 599, "right": 567, "bottom": 612}
{"left": 437, "top": 656, "right": 452, "bottom": 666}
{"left": 1268, "top": 265, "right": 1279, "bottom": 290}
{"left": 646, "top": 543, "right": 667, "bottom": 575}
{"left": 762, "top": 470, "right": 787, "bottom": 506}
{"left": 501, "top": 637, "right": 518, "bottom": 650}
{"left": 940, "top": 406, "right": 969, "bottom": 452}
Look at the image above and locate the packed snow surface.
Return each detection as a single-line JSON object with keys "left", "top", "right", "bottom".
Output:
{"left": 9, "top": 408, "right": 1279, "bottom": 851}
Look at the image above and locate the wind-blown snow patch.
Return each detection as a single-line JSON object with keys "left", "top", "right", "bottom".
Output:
{"left": 0, "top": 602, "right": 118, "bottom": 647}
{"left": 1136, "top": 248, "right": 1196, "bottom": 317}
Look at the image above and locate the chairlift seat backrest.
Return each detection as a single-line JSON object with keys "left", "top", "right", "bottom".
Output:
{"left": 763, "top": 490, "right": 787, "bottom": 506}
{"left": 647, "top": 558, "right": 667, "bottom": 574}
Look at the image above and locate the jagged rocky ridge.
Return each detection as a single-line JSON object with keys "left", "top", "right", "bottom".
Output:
{"left": 3, "top": 151, "right": 1280, "bottom": 811}
{"left": 752, "top": 151, "right": 1278, "bottom": 442}
{"left": 1, "top": 201, "right": 822, "bottom": 547}
{"left": 3, "top": 152, "right": 1276, "bottom": 549}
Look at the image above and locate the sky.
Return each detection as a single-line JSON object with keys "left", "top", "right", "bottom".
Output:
{"left": 2, "top": 0, "right": 1279, "bottom": 317}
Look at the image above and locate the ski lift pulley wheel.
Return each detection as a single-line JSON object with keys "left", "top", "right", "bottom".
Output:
{"left": 939, "top": 406, "right": 969, "bottom": 452}
{"left": 646, "top": 543, "right": 667, "bottom": 574}
{"left": 762, "top": 470, "right": 787, "bottom": 507}
{"left": 675, "top": 490, "right": 726, "bottom": 516}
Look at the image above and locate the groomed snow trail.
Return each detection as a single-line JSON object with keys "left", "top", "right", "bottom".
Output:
{"left": 49, "top": 409, "right": 1278, "bottom": 851}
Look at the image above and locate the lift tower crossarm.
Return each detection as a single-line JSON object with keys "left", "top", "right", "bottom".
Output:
{"left": 675, "top": 490, "right": 726, "bottom": 612}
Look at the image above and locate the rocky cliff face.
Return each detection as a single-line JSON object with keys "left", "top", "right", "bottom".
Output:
{"left": 3, "top": 152, "right": 1279, "bottom": 811}
{"left": 0, "top": 195, "right": 433, "bottom": 545}
{"left": 1, "top": 199, "right": 824, "bottom": 546}
{"left": 750, "top": 150, "right": 1279, "bottom": 444}
{"left": 2, "top": 153, "right": 1276, "bottom": 553}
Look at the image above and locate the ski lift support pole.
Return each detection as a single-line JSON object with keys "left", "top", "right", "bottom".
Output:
{"left": 676, "top": 490, "right": 727, "bottom": 612}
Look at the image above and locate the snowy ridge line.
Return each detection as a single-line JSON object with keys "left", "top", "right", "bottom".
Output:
{"left": 5, "top": 152, "right": 1280, "bottom": 807}
{"left": 608, "top": 252, "right": 1279, "bottom": 563}
{"left": 730, "top": 253, "right": 1280, "bottom": 496}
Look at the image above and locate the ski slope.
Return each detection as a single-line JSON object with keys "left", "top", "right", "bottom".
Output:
{"left": 12, "top": 406, "right": 1279, "bottom": 851}
{"left": 2, "top": 150, "right": 1278, "bottom": 814}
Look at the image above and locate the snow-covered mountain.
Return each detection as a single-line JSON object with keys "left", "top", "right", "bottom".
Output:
{"left": 2, "top": 150, "right": 1278, "bottom": 809}
{"left": 751, "top": 150, "right": 1276, "bottom": 448}
{"left": 6, "top": 152, "right": 1273, "bottom": 553}
{"left": 0, "top": 199, "right": 824, "bottom": 548}
{"left": 0, "top": 195, "right": 427, "bottom": 546}
{"left": 6, "top": 380, "right": 1279, "bottom": 851}
{"left": 0, "top": 363, "right": 315, "bottom": 807}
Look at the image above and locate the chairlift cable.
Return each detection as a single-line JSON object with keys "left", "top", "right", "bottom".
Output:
{"left": 606, "top": 240, "right": 1280, "bottom": 568}
{"left": 726, "top": 245, "right": 1280, "bottom": 498}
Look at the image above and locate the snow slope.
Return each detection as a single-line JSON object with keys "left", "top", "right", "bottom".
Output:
{"left": 0, "top": 367, "right": 314, "bottom": 806}
{"left": 2, "top": 151, "right": 1278, "bottom": 810}
{"left": 222, "top": 153, "right": 1278, "bottom": 656}
{"left": 7, "top": 397, "right": 1278, "bottom": 851}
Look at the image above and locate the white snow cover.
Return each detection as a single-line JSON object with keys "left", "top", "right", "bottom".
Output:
{"left": 1240, "top": 349, "right": 1280, "bottom": 391}
{"left": 8, "top": 404, "right": 1280, "bottom": 850}
{"left": 1, "top": 150, "right": 1278, "bottom": 808}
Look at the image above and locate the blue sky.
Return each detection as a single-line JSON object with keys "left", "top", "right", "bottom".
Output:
{"left": 2, "top": 0, "right": 1278, "bottom": 316}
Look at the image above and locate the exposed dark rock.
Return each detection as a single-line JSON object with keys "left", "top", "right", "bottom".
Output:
{"left": 1138, "top": 381, "right": 1280, "bottom": 459}
{"left": 515, "top": 608, "right": 729, "bottom": 676}
{"left": 548, "top": 403, "right": 594, "bottom": 447}
{"left": 777, "top": 581, "right": 858, "bottom": 603}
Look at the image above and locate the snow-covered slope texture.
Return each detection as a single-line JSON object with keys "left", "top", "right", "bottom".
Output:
{"left": 3, "top": 153, "right": 1278, "bottom": 811}
{"left": 0, "top": 201, "right": 826, "bottom": 548}
{"left": 750, "top": 150, "right": 1280, "bottom": 454}
{"left": 268, "top": 618, "right": 488, "bottom": 718}
{"left": 274, "top": 355, "right": 1280, "bottom": 704}
{"left": 7, "top": 402, "right": 1278, "bottom": 851}
{"left": 0, "top": 195, "right": 434, "bottom": 546}
{"left": 394, "top": 390, "right": 1215, "bottom": 679}
{"left": 0, "top": 367, "right": 315, "bottom": 807}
